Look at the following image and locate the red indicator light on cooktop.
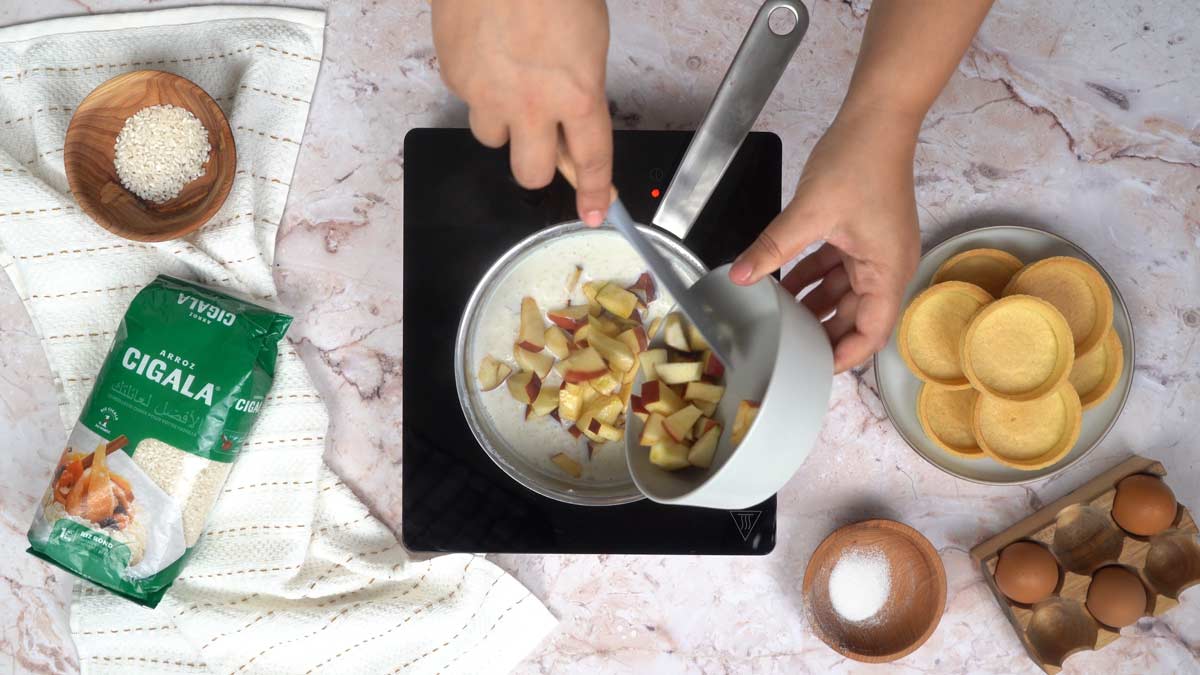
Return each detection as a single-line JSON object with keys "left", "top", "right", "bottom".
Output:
{"left": 650, "top": 188, "right": 661, "bottom": 198}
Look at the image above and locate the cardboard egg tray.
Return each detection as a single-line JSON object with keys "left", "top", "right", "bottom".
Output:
{"left": 971, "top": 455, "right": 1200, "bottom": 673}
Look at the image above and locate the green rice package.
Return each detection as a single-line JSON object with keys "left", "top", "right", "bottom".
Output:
{"left": 27, "top": 275, "right": 292, "bottom": 607}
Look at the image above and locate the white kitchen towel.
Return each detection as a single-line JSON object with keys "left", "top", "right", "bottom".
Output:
{"left": 0, "top": 6, "right": 554, "bottom": 675}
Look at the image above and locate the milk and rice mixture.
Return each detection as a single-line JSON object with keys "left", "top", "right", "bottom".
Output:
{"left": 472, "top": 230, "right": 693, "bottom": 483}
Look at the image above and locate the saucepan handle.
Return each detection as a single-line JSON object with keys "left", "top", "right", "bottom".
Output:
{"left": 652, "top": 0, "right": 808, "bottom": 239}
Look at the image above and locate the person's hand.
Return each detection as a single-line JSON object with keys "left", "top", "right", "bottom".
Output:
{"left": 432, "top": 0, "right": 613, "bottom": 226}
{"left": 728, "top": 108, "right": 921, "bottom": 373}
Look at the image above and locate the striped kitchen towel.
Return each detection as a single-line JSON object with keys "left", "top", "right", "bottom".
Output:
{"left": 0, "top": 6, "right": 554, "bottom": 674}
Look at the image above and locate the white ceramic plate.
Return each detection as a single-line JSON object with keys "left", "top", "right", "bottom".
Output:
{"left": 873, "top": 226, "right": 1134, "bottom": 485}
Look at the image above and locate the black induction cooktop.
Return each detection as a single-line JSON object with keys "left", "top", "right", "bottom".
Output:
{"left": 402, "top": 128, "right": 780, "bottom": 554}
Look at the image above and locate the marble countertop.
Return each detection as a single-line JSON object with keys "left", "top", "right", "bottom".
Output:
{"left": 2, "top": 0, "right": 1198, "bottom": 673}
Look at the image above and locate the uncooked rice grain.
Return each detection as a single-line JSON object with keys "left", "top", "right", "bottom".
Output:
{"left": 113, "top": 104, "right": 211, "bottom": 203}
{"left": 133, "top": 439, "right": 232, "bottom": 547}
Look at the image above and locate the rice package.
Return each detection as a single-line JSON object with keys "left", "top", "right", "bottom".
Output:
{"left": 27, "top": 275, "right": 291, "bottom": 607}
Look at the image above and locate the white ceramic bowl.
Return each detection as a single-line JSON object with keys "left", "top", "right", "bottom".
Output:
{"left": 625, "top": 264, "right": 834, "bottom": 509}
{"left": 873, "top": 226, "right": 1134, "bottom": 485}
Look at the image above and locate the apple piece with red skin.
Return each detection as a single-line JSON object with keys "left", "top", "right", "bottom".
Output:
{"left": 506, "top": 370, "right": 541, "bottom": 405}
{"left": 692, "top": 416, "right": 719, "bottom": 438}
{"left": 641, "top": 379, "right": 686, "bottom": 415}
{"left": 630, "top": 394, "right": 649, "bottom": 416}
{"left": 514, "top": 343, "right": 555, "bottom": 378}
{"left": 551, "top": 452, "right": 582, "bottom": 479}
{"left": 655, "top": 361, "right": 703, "bottom": 385}
{"left": 567, "top": 425, "right": 583, "bottom": 439}
{"left": 687, "top": 423, "right": 721, "bottom": 468}
{"left": 549, "top": 408, "right": 561, "bottom": 423}
{"left": 531, "top": 384, "right": 560, "bottom": 417}
{"left": 558, "top": 383, "right": 584, "bottom": 421}
{"left": 585, "top": 418, "right": 623, "bottom": 443}
{"left": 587, "top": 395, "right": 623, "bottom": 426}
{"left": 618, "top": 326, "right": 648, "bottom": 354}
{"left": 732, "top": 400, "right": 761, "bottom": 446}
{"left": 476, "top": 355, "right": 512, "bottom": 392}
{"left": 547, "top": 305, "right": 590, "bottom": 332}
{"left": 663, "top": 405, "right": 703, "bottom": 442}
{"left": 639, "top": 412, "right": 669, "bottom": 445}
{"left": 518, "top": 297, "right": 545, "bottom": 352}
{"left": 684, "top": 381, "right": 725, "bottom": 403}
{"left": 701, "top": 350, "right": 725, "bottom": 379}
{"left": 588, "top": 331, "right": 636, "bottom": 373}
{"left": 560, "top": 347, "right": 608, "bottom": 383}
{"left": 649, "top": 442, "right": 690, "bottom": 471}
{"left": 639, "top": 349, "right": 668, "bottom": 380}
{"left": 544, "top": 326, "right": 571, "bottom": 359}
{"left": 596, "top": 284, "right": 639, "bottom": 318}
{"left": 663, "top": 314, "right": 689, "bottom": 352}
{"left": 627, "top": 272, "right": 657, "bottom": 303}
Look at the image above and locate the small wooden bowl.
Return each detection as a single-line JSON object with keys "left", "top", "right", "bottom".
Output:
{"left": 64, "top": 70, "right": 235, "bottom": 242}
{"left": 803, "top": 519, "right": 947, "bottom": 663}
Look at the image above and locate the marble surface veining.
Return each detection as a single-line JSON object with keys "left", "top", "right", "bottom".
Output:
{"left": 1, "top": 1, "right": 1198, "bottom": 673}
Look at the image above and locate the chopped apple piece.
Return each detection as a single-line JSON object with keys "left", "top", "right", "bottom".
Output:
{"left": 589, "top": 395, "right": 623, "bottom": 426}
{"left": 688, "top": 423, "right": 721, "bottom": 468}
{"left": 664, "top": 405, "right": 703, "bottom": 442}
{"left": 514, "top": 343, "right": 555, "bottom": 378}
{"left": 565, "top": 266, "right": 583, "bottom": 295}
{"left": 582, "top": 281, "right": 605, "bottom": 316}
{"left": 561, "top": 347, "right": 608, "bottom": 383}
{"left": 545, "top": 326, "right": 571, "bottom": 359}
{"left": 559, "top": 383, "right": 584, "bottom": 421}
{"left": 732, "top": 400, "right": 761, "bottom": 446}
{"left": 506, "top": 370, "right": 541, "bottom": 405}
{"left": 640, "top": 349, "right": 668, "bottom": 380}
{"left": 686, "top": 323, "right": 710, "bottom": 352}
{"left": 701, "top": 350, "right": 725, "bottom": 379}
{"left": 551, "top": 452, "right": 582, "bottom": 479}
{"left": 580, "top": 384, "right": 599, "bottom": 407}
{"left": 618, "top": 326, "right": 649, "bottom": 355}
{"left": 649, "top": 442, "right": 690, "bottom": 471}
{"left": 641, "top": 380, "right": 686, "bottom": 415}
{"left": 647, "top": 316, "right": 663, "bottom": 340}
{"left": 547, "top": 305, "right": 590, "bottom": 332}
{"left": 518, "top": 297, "right": 546, "bottom": 352}
{"left": 627, "top": 272, "right": 657, "bottom": 303}
{"left": 663, "top": 314, "right": 689, "bottom": 352}
{"left": 588, "top": 370, "right": 620, "bottom": 396}
{"left": 684, "top": 381, "right": 725, "bottom": 403}
{"left": 477, "top": 355, "right": 512, "bottom": 391}
{"left": 693, "top": 399, "right": 718, "bottom": 417}
{"left": 596, "top": 284, "right": 639, "bottom": 318}
{"left": 622, "top": 360, "right": 640, "bottom": 383}
{"left": 588, "top": 331, "right": 636, "bottom": 372}
{"left": 568, "top": 425, "right": 583, "bottom": 439}
{"left": 584, "top": 418, "right": 623, "bottom": 443}
{"left": 572, "top": 323, "right": 592, "bottom": 346}
{"left": 531, "top": 384, "right": 561, "bottom": 417}
{"left": 619, "top": 379, "right": 634, "bottom": 408}
{"left": 639, "top": 412, "right": 669, "bottom": 445}
{"left": 588, "top": 314, "right": 622, "bottom": 338}
{"left": 656, "top": 362, "right": 703, "bottom": 385}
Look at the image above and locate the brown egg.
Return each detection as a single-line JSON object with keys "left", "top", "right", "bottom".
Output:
{"left": 994, "top": 541, "right": 1060, "bottom": 604}
{"left": 1112, "top": 474, "right": 1178, "bottom": 536}
{"left": 1086, "top": 566, "right": 1148, "bottom": 627}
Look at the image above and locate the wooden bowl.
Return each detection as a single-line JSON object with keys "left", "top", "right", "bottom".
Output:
{"left": 64, "top": 70, "right": 235, "bottom": 242}
{"left": 802, "top": 519, "right": 947, "bottom": 663}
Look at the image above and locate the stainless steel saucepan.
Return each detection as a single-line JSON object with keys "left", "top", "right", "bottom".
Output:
{"left": 455, "top": 0, "right": 832, "bottom": 508}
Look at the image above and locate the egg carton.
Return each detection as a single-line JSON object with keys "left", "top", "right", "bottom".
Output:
{"left": 970, "top": 455, "right": 1200, "bottom": 673}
